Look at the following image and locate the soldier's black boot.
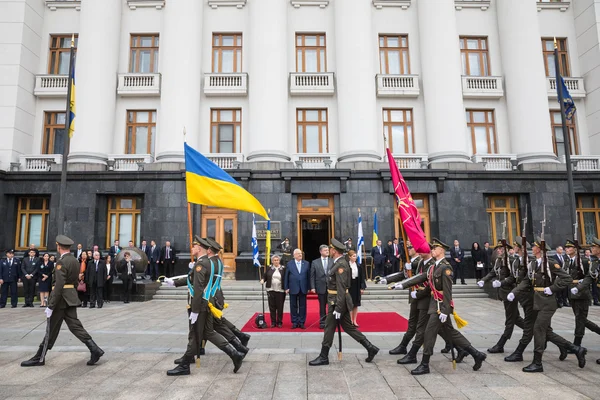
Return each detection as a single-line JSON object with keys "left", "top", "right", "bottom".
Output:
{"left": 522, "top": 352, "right": 543, "bottom": 373}
{"left": 232, "top": 328, "right": 251, "bottom": 347}
{"left": 585, "top": 320, "right": 600, "bottom": 335}
{"left": 569, "top": 344, "right": 587, "bottom": 368}
{"left": 596, "top": 358, "right": 600, "bottom": 365}
{"left": 410, "top": 354, "right": 430, "bottom": 375}
{"left": 222, "top": 343, "right": 244, "bottom": 373}
{"left": 84, "top": 339, "right": 104, "bottom": 365}
{"left": 487, "top": 335, "right": 508, "bottom": 353}
{"left": 558, "top": 345, "right": 568, "bottom": 361}
{"left": 504, "top": 342, "right": 527, "bottom": 362}
{"left": 440, "top": 342, "right": 452, "bottom": 353}
{"left": 397, "top": 344, "right": 419, "bottom": 364}
{"left": 389, "top": 337, "right": 409, "bottom": 355}
{"left": 20, "top": 345, "right": 45, "bottom": 367}
{"left": 167, "top": 358, "right": 191, "bottom": 376}
{"left": 360, "top": 339, "right": 380, "bottom": 363}
{"left": 199, "top": 340, "right": 206, "bottom": 356}
{"left": 455, "top": 347, "right": 469, "bottom": 363}
{"left": 309, "top": 346, "right": 330, "bottom": 366}
{"left": 465, "top": 345, "right": 486, "bottom": 371}
{"left": 174, "top": 355, "right": 194, "bottom": 365}
{"left": 230, "top": 337, "right": 249, "bottom": 356}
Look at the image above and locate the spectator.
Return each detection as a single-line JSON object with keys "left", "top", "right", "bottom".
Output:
{"left": 92, "top": 245, "right": 102, "bottom": 259}
{"left": 49, "top": 254, "right": 56, "bottom": 264}
{"left": 77, "top": 251, "right": 89, "bottom": 307}
{"left": 483, "top": 241, "right": 493, "bottom": 275}
{"left": 21, "top": 249, "right": 39, "bottom": 307}
{"left": 128, "top": 240, "right": 134, "bottom": 248}
{"left": 104, "top": 254, "right": 115, "bottom": 303}
{"left": 261, "top": 254, "right": 286, "bottom": 328}
{"left": 284, "top": 249, "right": 310, "bottom": 329}
{"left": 108, "top": 240, "right": 121, "bottom": 258}
{"left": 86, "top": 250, "right": 93, "bottom": 261}
{"left": 450, "top": 239, "right": 465, "bottom": 285}
{"left": 371, "top": 240, "right": 386, "bottom": 278}
{"left": 347, "top": 250, "right": 366, "bottom": 327}
{"left": 310, "top": 244, "right": 333, "bottom": 329}
{"left": 0, "top": 249, "right": 20, "bottom": 308}
{"left": 38, "top": 253, "right": 53, "bottom": 307}
{"left": 149, "top": 240, "right": 161, "bottom": 281}
{"left": 554, "top": 245, "right": 569, "bottom": 308}
{"left": 390, "top": 238, "right": 402, "bottom": 273}
{"left": 73, "top": 244, "right": 84, "bottom": 261}
{"left": 118, "top": 251, "right": 136, "bottom": 303}
{"left": 87, "top": 252, "right": 107, "bottom": 308}
{"left": 23, "top": 243, "right": 39, "bottom": 259}
{"left": 140, "top": 239, "right": 151, "bottom": 276}
{"left": 471, "top": 242, "right": 485, "bottom": 281}
{"left": 161, "top": 241, "right": 177, "bottom": 278}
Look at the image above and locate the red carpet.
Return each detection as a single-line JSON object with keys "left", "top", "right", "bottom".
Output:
{"left": 241, "top": 299, "right": 408, "bottom": 333}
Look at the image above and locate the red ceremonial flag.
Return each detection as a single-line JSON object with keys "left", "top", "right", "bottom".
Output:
{"left": 386, "top": 148, "right": 431, "bottom": 254}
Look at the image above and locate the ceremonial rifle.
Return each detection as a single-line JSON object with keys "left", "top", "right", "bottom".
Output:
{"left": 541, "top": 205, "right": 548, "bottom": 287}
{"left": 521, "top": 215, "right": 528, "bottom": 271}
{"left": 574, "top": 218, "right": 582, "bottom": 274}
{"left": 499, "top": 210, "right": 508, "bottom": 300}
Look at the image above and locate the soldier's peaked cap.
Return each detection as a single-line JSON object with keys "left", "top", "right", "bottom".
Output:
{"left": 564, "top": 239, "right": 577, "bottom": 248}
{"left": 56, "top": 235, "right": 74, "bottom": 247}
{"left": 591, "top": 237, "right": 600, "bottom": 246}
{"left": 205, "top": 237, "right": 222, "bottom": 251}
{"left": 192, "top": 235, "right": 202, "bottom": 246}
{"left": 198, "top": 237, "right": 211, "bottom": 249}
{"left": 494, "top": 240, "right": 513, "bottom": 250}
{"left": 430, "top": 238, "right": 449, "bottom": 251}
{"left": 532, "top": 238, "right": 551, "bottom": 251}
{"left": 329, "top": 238, "right": 346, "bottom": 252}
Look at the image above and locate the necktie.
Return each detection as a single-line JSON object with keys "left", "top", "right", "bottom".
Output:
{"left": 323, "top": 258, "right": 327, "bottom": 274}
{"left": 378, "top": 246, "right": 381, "bottom": 254}
{"left": 167, "top": 247, "right": 170, "bottom": 259}
{"left": 394, "top": 244, "right": 398, "bottom": 256}
{"left": 143, "top": 246, "right": 145, "bottom": 252}
{"left": 96, "top": 261, "right": 98, "bottom": 272}
{"left": 297, "top": 262, "right": 301, "bottom": 273}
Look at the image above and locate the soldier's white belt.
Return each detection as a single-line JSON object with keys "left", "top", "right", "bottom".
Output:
{"left": 327, "top": 289, "right": 348, "bottom": 294}
{"left": 52, "top": 284, "right": 74, "bottom": 290}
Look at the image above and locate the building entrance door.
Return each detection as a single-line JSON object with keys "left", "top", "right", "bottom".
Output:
{"left": 201, "top": 207, "right": 238, "bottom": 276}
{"left": 297, "top": 194, "right": 335, "bottom": 263}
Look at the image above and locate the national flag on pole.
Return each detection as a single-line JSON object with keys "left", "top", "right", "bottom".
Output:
{"left": 265, "top": 210, "right": 271, "bottom": 266}
{"left": 68, "top": 53, "right": 76, "bottom": 137}
{"left": 252, "top": 214, "right": 260, "bottom": 267}
{"left": 372, "top": 210, "right": 379, "bottom": 247}
{"left": 357, "top": 209, "right": 365, "bottom": 264}
{"left": 557, "top": 75, "right": 576, "bottom": 121}
{"left": 386, "top": 148, "right": 430, "bottom": 254}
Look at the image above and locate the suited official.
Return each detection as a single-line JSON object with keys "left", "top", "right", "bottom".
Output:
{"left": 86, "top": 252, "right": 107, "bottom": 308}
{"left": 554, "top": 246, "right": 570, "bottom": 307}
{"left": 21, "top": 249, "right": 39, "bottom": 307}
{"left": 311, "top": 244, "right": 333, "bottom": 329}
{"left": 108, "top": 240, "right": 122, "bottom": 259}
{"left": 160, "top": 241, "right": 177, "bottom": 278}
{"left": 0, "top": 249, "right": 21, "bottom": 308}
{"left": 118, "top": 252, "right": 137, "bottom": 303}
{"left": 21, "top": 235, "right": 104, "bottom": 367}
{"left": 73, "top": 244, "right": 84, "bottom": 262}
{"left": 309, "top": 238, "right": 379, "bottom": 366}
{"left": 149, "top": 240, "right": 161, "bottom": 281}
{"left": 450, "top": 240, "right": 465, "bottom": 285}
{"left": 284, "top": 248, "right": 311, "bottom": 329}
{"left": 371, "top": 240, "right": 386, "bottom": 278}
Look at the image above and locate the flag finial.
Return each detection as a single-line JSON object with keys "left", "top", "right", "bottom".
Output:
{"left": 71, "top": 33, "right": 75, "bottom": 47}
{"left": 553, "top": 37, "right": 557, "bottom": 49}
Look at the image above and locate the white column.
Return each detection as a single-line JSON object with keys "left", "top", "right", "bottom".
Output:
{"left": 246, "top": 0, "right": 289, "bottom": 162}
{"left": 417, "top": 0, "right": 470, "bottom": 163}
{"left": 69, "top": 0, "right": 122, "bottom": 166}
{"left": 334, "top": 0, "right": 380, "bottom": 163}
{"left": 156, "top": 0, "right": 203, "bottom": 162}
{"left": 497, "top": 0, "right": 556, "bottom": 163}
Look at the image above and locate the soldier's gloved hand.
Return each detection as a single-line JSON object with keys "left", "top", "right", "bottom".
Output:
{"left": 392, "top": 282, "right": 403, "bottom": 290}
{"left": 439, "top": 313, "right": 447, "bottom": 323}
{"left": 492, "top": 280, "right": 501, "bottom": 288}
{"left": 507, "top": 293, "right": 515, "bottom": 302}
{"left": 404, "top": 263, "right": 412, "bottom": 271}
{"left": 44, "top": 307, "right": 53, "bottom": 318}
{"left": 410, "top": 291, "right": 417, "bottom": 299}
{"left": 543, "top": 287, "right": 552, "bottom": 296}
{"left": 188, "top": 262, "right": 195, "bottom": 270}
{"left": 571, "top": 287, "right": 579, "bottom": 295}
{"left": 189, "top": 312, "right": 199, "bottom": 324}
{"left": 333, "top": 311, "right": 341, "bottom": 319}
{"left": 378, "top": 278, "right": 387, "bottom": 285}
{"left": 163, "top": 278, "right": 175, "bottom": 287}
{"left": 477, "top": 280, "right": 484, "bottom": 288}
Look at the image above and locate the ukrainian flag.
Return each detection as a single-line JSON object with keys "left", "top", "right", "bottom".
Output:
{"left": 184, "top": 143, "right": 269, "bottom": 220}
{"left": 68, "top": 57, "right": 76, "bottom": 138}
{"left": 265, "top": 210, "right": 271, "bottom": 266}
{"left": 372, "top": 210, "right": 379, "bottom": 247}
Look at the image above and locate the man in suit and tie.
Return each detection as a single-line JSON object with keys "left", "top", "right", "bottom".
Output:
{"left": 23, "top": 244, "right": 39, "bottom": 259}
{"left": 0, "top": 249, "right": 21, "bottom": 308}
{"left": 118, "top": 251, "right": 136, "bottom": 303}
{"left": 554, "top": 245, "right": 569, "bottom": 307}
{"left": 390, "top": 238, "right": 402, "bottom": 273}
{"left": 285, "top": 249, "right": 310, "bottom": 329}
{"left": 73, "top": 244, "right": 84, "bottom": 261}
{"left": 371, "top": 240, "right": 386, "bottom": 278}
{"left": 161, "top": 241, "right": 177, "bottom": 278}
{"left": 149, "top": 240, "right": 161, "bottom": 281}
{"left": 108, "top": 240, "right": 121, "bottom": 259}
{"left": 450, "top": 239, "right": 465, "bottom": 285}
{"left": 21, "top": 249, "right": 39, "bottom": 307}
{"left": 311, "top": 245, "right": 333, "bottom": 329}
{"left": 140, "top": 240, "right": 151, "bottom": 277}
{"left": 86, "top": 252, "right": 107, "bottom": 308}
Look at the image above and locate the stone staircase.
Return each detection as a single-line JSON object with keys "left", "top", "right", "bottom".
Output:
{"left": 153, "top": 279, "right": 488, "bottom": 301}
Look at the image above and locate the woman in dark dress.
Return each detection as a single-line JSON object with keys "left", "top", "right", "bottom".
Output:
{"left": 104, "top": 254, "right": 114, "bottom": 303}
{"left": 347, "top": 250, "right": 366, "bottom": 327}
{"left": 471, "top": 242, "right": 485, "bottom": 280}
{"left": 78, "top": 251, "right": 89, "bottom": 307}
{"left": 38, "top": 253, "right": 53, "bottom": 307}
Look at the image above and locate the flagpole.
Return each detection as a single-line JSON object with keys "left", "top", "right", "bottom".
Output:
{"left": 554, "top": 37, "right": 577, "bottom": 239}
{"left": 57, "top": 34, "right": 76, "bottom": 235}
{"left": 183, "top": 127, "right": 194, "bottom": 262}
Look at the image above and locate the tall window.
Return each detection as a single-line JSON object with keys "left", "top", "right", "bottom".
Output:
{"left": 379, "top": 35, "right": 410, "bottom": 74}
{"left": 297, "top": 109, "right": 328, "bottom": 153}
{"left": 578, "top": 195, "right": 600, "bottom": 246}
{"left": 542, "top": 38, "right": 569, "bottom": 77}
{"left": 48, "top": 35, "right": 78, "bottom": 74}
{"left": 486, "top": 196, "right": 520, "bottom": 245}
{"left": 466, "top": 110, "right": 497, "bottom": 154}
{"left": 16, "top": 198, "right": 50, "bottom": 250}
{"left": 296, "top": 34, "right": 326, "bottom": 72}
{"left": 383, "top": 109, "right": 414, "bottom": 154}
{"left": 394, "top": 194, "right": 430, "bottom": 243}
{"left": 129, "top": 34, "right": 159, "bottom": 73}
{"left": 460, "top": 37, "right": 490, "bottom": 76}
{"left": 42, "top": 112, "right": 66, "bottom": 155}
{"left": 212, "top": 34, "right": 242, "bottom": 73}
{"left": 550, "top": 110, "right": 578, "bottom": 158}
{"left": 126, "top": 111, "right": 156, "bottom": 155}
{"left": 211, "top": 109, "right": 242, "bottom": 153}
{"left": 107, "top": 197, "right": 142, "bottom": 248}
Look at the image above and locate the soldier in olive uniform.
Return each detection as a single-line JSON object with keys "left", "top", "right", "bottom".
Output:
{"left": 393, "top": 238, "right": 487, "bottom": 375}
{"left": 164, "top": 236, "right": 244, "bottom": 376}
{"left": 21, "top": 235, "right": 104, "bottom": 367}
{"left": 476, "top": 241, "right": 525, "bottom": 353}
{"left": 309, "top": 238, "right": 379, "bottom": 366}
{"left": 509, "top": 240, "right": 587, "bottom": 372}
{"left": 587, "top": 237, "right": 600, "bottom": 364}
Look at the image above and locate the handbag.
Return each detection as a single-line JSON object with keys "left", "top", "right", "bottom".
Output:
{"left": 77, "top": 280, "right": 86, "bottom": 292}
{"left": 476, "top": 262, "right": 484, "bottom": 269}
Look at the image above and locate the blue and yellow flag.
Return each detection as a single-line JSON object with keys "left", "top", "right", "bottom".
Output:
{"left": 372, "top": 210, "right": 379, "bottom": 247}
{"left": 68, "top": 57, "right": 76, "bottom": 137}
{"left": 184, "top": 143, "right": 269, "bottom": 220}
{"left": 265, "top": 210, "right": 271, "bottom": 266}
{"left": 557, "top": 75, "right": 576, "bottom": 121}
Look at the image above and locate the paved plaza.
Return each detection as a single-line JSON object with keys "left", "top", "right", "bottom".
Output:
{"left": 1, "top": 281, "right": 600, "bottom": 400}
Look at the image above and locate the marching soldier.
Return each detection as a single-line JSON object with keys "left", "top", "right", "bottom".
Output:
{"left": 392, "top": 238, "right": 487, "bottom": 375}
{"left": 309, "top": 238, "right": 379, "bottom": 366}
{"left": 508, "top": 239, "right": 586, "bottom": 372}
{"left": 588, "top": 237, "right": 600, "bottom": 364}
{"left": 476, "top": 241, "right": 525, "bottom": 353}
{"left": 21, "top": 235, "right": 104, "bottom": 367}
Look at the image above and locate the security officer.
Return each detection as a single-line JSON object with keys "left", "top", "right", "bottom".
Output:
{"left": 278, "top": 237, "right": 293, "bottom": 266}
{"left": 309, "top": 238, "right": 379, "bottom": 366}
{"left": 392, "top": 238, "right": 487, "bottom": 375}
{"left": 476, "top": 240, "right": 525, "bottom": 353}
{"left": 21, "top": 235, "right": 104, "bottom": 367}
{"left": 587, "top": 237, "right": 600, "bottom": 364}
{"left": 0, "top": 249, "right": 21, "bottom": 308}
{"left": 508, "top": 239, "right": 586, "bottom": 372}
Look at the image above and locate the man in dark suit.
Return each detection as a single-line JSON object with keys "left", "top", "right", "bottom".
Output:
{"left": 389, "top": 238, "right": 402, "bottom": 273}
{"left": 22, "top": 244, "right": 39, "bottom": 259}
{"left": 553, "top": 245, "right": 569, "bottom": 307}
{"left": 73, "top": 244, "right": 84, "bottom": 261}
{"left": 0, "top": 249, "right": 21, "bottom": 308}
{"left": 450, "top": 239, "right": 465, "bottom": 285}
{"left": 161, "top": 241, "right": 177, "bottom": 277}
{"left": 139, "top": 240, "right": 151, "bottom": 277}
{"left": 310, "top": 244, "right": 333, "bottom": 329}
{"left": 483, "top": 241, "right": 493, "bottom": 275}
{"left": 118, "top": 251, "right": 136, "bottom": 303}
{"left": 285, "top": 248, "right": 310, "bottom": 329}
{"left": 149, "top": 240, "right": 161, "bottom": 281}
{"left": 108, "top": 240, "right": 121, "bottom": 259}
{"left": 86, "top": 252, "right": 107, "bottom": 308}
{"left": 371, "top": 240, "right": 386, "bottom": 278}
{"left": 21, "top": 249, "right": 39, "bottom": 307}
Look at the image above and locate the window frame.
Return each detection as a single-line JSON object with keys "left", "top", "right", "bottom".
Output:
{"left": 295, "top": 33, "right": 327, "bottom": 73}
{"left": 42, "top": 111, "right": 67, "bottom": 155}
{"left": 125, "top": 110, "right": 156, "bottom": 155}
{"left": 550, "top": 110, "right": 578, "bottom": 157}
{"left": 466, "top": 109, "right": 497, "bottom": 155}
{"left": 210, "top": 109, "right": 242, "bottom": 154}
{"left": 296, "top": 108, "right": 329, "bottom": 153}
{"left": 486, "top": 196, "right": 521, "bottom": 245}
{"left": 577, "top": 196, "right": 600, "bottom": 246}
{"left": 394, "top": 194, "right": 430, "bottom": 243}
{"left": 15, "top": 197, "right": 50, "bottom": 251}
{"left": 48, "top": 34, "right": 78, "bottom": 75}
{"left": 212, "top": 33, "right": 243, "bottom": 73}
{"left": 459, "top": 36, "right": 490, "bottom": 77}
{"left": 106, "top": 197, "right": 142, "bottom": 248}
{"left": 383, "top": 108, "right": 415, "bottom": 154}
{"left": 379, "top": 34, "right": 411, "bottom": 75}
{"left": 542, "top": 37, "right": 570, "bottom": 77}
{"left": 129, "top": 34, "right": 160, "bottom": 73}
